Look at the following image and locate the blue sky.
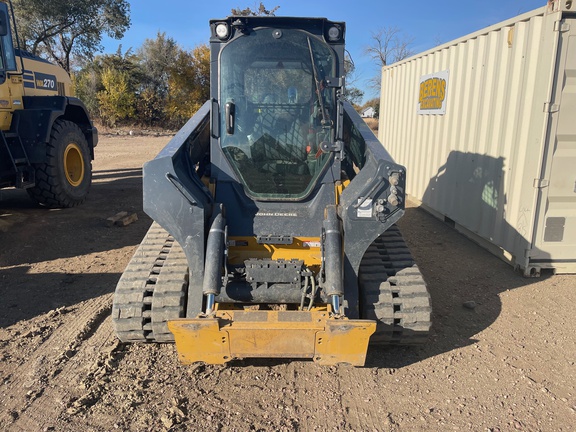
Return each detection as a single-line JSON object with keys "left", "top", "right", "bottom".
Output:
{"left": 102, "top": 0, "right": 547, "bottom": 102}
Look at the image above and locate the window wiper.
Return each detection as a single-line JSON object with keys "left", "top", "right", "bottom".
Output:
{"left": 307, "top": 37, "right": 328, "bottom": 126}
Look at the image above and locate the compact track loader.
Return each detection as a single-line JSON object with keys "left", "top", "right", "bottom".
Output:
{"left": 113, "top": 16, "right": 431, "bottom": 366}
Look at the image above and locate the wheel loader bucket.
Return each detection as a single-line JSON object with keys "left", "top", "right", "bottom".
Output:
{"left": 168, "top": 310, "right": 376, "bottom": 366}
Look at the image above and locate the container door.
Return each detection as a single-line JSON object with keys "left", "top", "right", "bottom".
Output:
{"left": 532, "top": 16, "right": 576, "bottom": 273}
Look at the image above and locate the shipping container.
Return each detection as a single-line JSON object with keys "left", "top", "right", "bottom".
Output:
{"left": 379, "top": 0, "right": 576, "bottom": 276}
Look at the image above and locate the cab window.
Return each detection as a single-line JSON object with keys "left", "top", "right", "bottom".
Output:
{"left": 220, "top": 28, "right": 336, "bottom": 200}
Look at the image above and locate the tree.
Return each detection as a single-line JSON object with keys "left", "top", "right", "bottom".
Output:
{"left": 75, "top": 46, "right": 140, "bottom": 126}
{"left": 75, "top": 46, "right": 141, "bottom": 109}
{"left": 166, "top": 44, "right": 211, "bottom": 127}
{"left": 97, "top": 67, "right": 136, "bottom": 127}
{"left": 94, "top": 46, "right": 141, "bottom": 82}
{"left": 72, "top": 40, "right": 211, "bottom": 128}
{"left": 136, "top": 33, "right": 181, "bottom": 125}
{"left": 364, "top": 26, "right": 415, "bottom": 67}
{"left": 72, "top": 63, "right": 100, "bottom": 116}
{"left": 343, "top": 52, "right": 364, "bottom": 107}
{"left": 231, "top": 2, "right": 279, "bottom": 16}
{"left": 137, "top": 33, "right": 180, "bottom": 96}
{"left": 345, "top": 87, "right": 364, "bottom": 108}
{"left": 364, "top": 26, "right": 414, "bottom": 92}
{"left": 12, "top": 0, "right": 130, "bottom": 72}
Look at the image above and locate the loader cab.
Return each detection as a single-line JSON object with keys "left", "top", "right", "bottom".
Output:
{"left": 0, "top": 4, "right": 10, "bottom": 86}
{"left": 210, "top": 17, "right": 346, "bottom": 201}
{"left": 0, "top": 2, "right": 21, "bottom": 131}
{"left": 0, "top": 2, "right": 18, "bottom": 74}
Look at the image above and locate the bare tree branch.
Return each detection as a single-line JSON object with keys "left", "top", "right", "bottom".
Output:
{"left": 364, "top": 25, "right": 415, "bottom": 67}
{"left": 364, "top": 25, "right": 415, "bottom": 93}
{"left": 12, "top": 0, "right": 130, "bottom": 72}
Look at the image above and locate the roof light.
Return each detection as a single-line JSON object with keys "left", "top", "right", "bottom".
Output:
{"left": 215, "top": 23, "right": 229, "bottom": 39}
{"left": 327, "top": 26, "right": 341, "bottom": 42}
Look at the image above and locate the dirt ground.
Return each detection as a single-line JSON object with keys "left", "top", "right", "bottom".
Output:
{"left": 0, "top": 134, "right": 575, "bottom": 432}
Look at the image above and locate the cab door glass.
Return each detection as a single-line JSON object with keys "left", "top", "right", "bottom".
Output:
{"left": 220, "top": 28, "right": 336, "bottom": 200}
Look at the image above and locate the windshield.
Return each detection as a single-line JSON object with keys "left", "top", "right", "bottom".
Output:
{"left": 220, "top": 28, "right": 336, "bottom": 200}
{"left": 0, "top": 2, "right": 17, "bottom": 72}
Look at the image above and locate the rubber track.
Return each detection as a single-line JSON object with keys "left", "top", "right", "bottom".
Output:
{"left": 112, "top": 223, "right": 188, "bottom": 343}
{"left": 359, "top": 225, "right": 432, "bottom": 345}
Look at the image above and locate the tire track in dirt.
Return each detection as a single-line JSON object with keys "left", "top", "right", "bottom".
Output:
{"left": 0, "top": 294, "right": 114, "bottom": 431}
{"left": 289, "top": 362, "right": 320, "bottom": 430}
{"left": 287, "top": 362, "right": 348, "bottom": 430}
{"left": 338, "top": 364, "right": 398, "bottom": 432}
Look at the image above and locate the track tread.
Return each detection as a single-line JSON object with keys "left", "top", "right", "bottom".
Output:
{"left": 112, "top": 223, "right": 188, "bottom": 343}
{"left": 359, "top": 225, "right": 432, "bottom": 345}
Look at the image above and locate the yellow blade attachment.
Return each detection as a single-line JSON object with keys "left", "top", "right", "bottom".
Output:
{"left": 168, "top": 310, "right": 376, "bottom": 367}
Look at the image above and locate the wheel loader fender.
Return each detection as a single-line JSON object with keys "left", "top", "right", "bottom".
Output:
{"left": 143, "top": 100, "right": 213, "bottom": 317}
{"left": 168, "top": 310, "right": 376, "bottom": 366}
{"left": 11, "top": 96, "right": 98, "bottom": 162}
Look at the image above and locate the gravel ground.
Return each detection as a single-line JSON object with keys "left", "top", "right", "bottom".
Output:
{"left": 0, "top": 134, "right": 574, "bottom": 431}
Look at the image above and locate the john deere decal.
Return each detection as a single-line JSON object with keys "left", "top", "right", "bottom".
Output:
{"left": 418, "top": 70, "right": 449, "bottom": 115}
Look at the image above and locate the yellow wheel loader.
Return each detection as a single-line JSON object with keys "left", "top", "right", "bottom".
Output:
{"left": 0, "top": 0, "right": 97, "bottom": 208}
{"left": 113, "top": 17, "right": 431, "bottom": 366}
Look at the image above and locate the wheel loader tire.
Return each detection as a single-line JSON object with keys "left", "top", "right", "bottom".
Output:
{"left": 112, "top": 223, "right": 188, "bottom": 343}
{"left": 27, "top": 119, "right": 92, "bottom": 208}
{"left": 359, "top": 225, "right": 432, "bottom": 345}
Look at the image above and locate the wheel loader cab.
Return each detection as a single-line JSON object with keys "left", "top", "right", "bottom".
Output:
{"left": 119, "top": 16, "right": 432, "bottom": 367}
{"left": 0, "top": 5, "right": 9, "bottom": 74}
{"left": 0, "top": 2, "right": 19, "bottom": 118}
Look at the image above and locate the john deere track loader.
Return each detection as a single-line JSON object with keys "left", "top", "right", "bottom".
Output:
{"left": 113, "top": 16, "right": 431, "bottom": 366}
{"left": 0, "top": 0, "right": 97, "bottom": 208}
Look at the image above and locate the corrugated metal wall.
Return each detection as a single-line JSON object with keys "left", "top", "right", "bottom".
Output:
{"left": 532, "top": 13, "right": 576, "bottom": 271}
{"left": 379, "top": 3, "right": 575, "bottom": 273}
